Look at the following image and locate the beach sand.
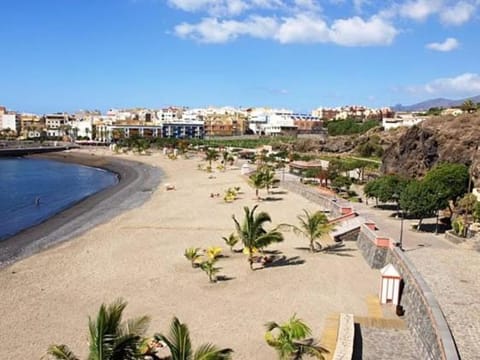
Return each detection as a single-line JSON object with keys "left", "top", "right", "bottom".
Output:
{"left": 0, "top": 149, "right": 379, "bottom": 359}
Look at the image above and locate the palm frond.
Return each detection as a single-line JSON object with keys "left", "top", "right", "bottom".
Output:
{"left": 111, "top": 333, "right": 143, "bottom": 360}
{"left": 155, "top": 317, "right": 192, "bottom": 360}
{"left": 122, "top": 315, "right": 151, "bottom": 337}
{"left": 194, "top": 343, "right": 233, "bottom": 360}
{"left": 46, "top": 344, "right": 79, "bottom": 360}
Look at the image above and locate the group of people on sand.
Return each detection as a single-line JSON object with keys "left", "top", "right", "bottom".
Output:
{"left": 210, "top": 193, "right": 220, "bottom": 198}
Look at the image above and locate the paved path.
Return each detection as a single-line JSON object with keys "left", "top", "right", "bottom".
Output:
{"left": 283, "top": 178, "right": 480, "bottom": 360}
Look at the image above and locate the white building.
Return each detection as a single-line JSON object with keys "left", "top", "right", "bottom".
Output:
{"left": 382, "top": 112, "right": 426, "bottom": 130}
{"left": 248, "top": 108, "right": 297, "bottom": 135}
{"left": 0, "top": 113, "right": 20, "bottom": 134}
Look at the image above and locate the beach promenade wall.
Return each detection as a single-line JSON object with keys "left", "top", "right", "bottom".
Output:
{"left": 281, "top": 181, "right": 354, "bottom": 218}
{"left": 283, "top": 181, "right": 460, "bottom": 360}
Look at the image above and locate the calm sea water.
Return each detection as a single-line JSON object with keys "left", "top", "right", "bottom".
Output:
{"left": 0, "top": 157, "right": 118, "bottom": 241}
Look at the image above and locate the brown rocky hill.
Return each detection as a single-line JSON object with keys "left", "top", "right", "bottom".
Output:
{"left": 381, "top": 113, "right": 480, "bottom": 179}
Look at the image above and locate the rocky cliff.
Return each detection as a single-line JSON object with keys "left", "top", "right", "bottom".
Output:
{"left": 381, "top": 113, "right": 480, "bottom": 179}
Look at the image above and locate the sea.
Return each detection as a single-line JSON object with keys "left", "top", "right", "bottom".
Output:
{"left": 0, "top": 157, "right": 118, "bottom": 241}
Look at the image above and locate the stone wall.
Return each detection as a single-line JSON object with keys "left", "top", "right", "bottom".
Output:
{"left": 385, "top": 249, "right": 459, "bottom": 360}
{"left": 336, "top": 228, "right": 360, "bottom": 242}
{"left": 356, "top": 225, "right": 389, "bottom": 269}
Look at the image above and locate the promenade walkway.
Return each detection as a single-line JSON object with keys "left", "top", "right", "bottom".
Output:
{"left": 343, "top": 186, "right": 479, "bottom": 360}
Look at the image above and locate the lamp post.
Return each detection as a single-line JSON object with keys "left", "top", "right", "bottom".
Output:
{"left": 393, "top": 192, "right": 404, "bottom": 250}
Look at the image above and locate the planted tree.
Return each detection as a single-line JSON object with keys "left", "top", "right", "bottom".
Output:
{"left": 46, "top": 299, "right": 150, "bottom": 360}
{"left": 250, "top": 171, "right": 265, "bottom": 199}
{"left": 154, "top": 317, "right": 233, "bottom": 360}
{"left": 200, "top": 259, "right": 221, "bottom": 283}
{"left": 399, "top": 180, "right": 438, "bottom": 230}
{"left": 184, "top": 247, "right": 201, "bottom": 268}
{"left": 262, "top": 167, "right": 276, "bottom": 194}
{"left": 205, "top": 148, "right": 219, "bottom": 168}
{"left": 291, "top": 210, "right": 333, "bottom": 252}
{"left": 265, "top": 314, "right": 328, "bottom": 360}
{"left": 222, "top": 233, "right": 239, "bottom": 252}
{"left": 423, "top": 163, "right": 469, "bottom": 216}
{"left": 232, "top": 205, "right": 284, "bottom": 270}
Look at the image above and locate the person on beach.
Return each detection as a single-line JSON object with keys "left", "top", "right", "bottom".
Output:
{"left": 35, "top": 196, "right": 41, "bottom": 206}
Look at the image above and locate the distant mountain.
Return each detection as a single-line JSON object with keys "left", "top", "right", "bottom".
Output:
{"left": 393, "top": 95, "right": 480, "bottom": 112}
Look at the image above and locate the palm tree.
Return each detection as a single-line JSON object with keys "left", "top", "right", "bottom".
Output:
{"left": 261, "top": 167, "right": 276, "bottom": 194}
{"left": 154, "top": 317, "right": 233, "bottom": 360}
{"left": 222, "top": 233, "right": 239, "bottom": 252}
{"left": 205, "top": 148, "right": 219, "bottom": 168}
{"left": 265, "top": 315, "right": 328, "bottom": 360}
{"left": 200, "top": 259, "right": 221, "bottom": 283}
{"left": 46, "top": 299, "right": 150, "bottom": 360}
{"left": 249, "top": 171, "right": 265, "bottom": 200}
{"left": 292, "top": 210, "right": 333, "bottom": 252}
{"left": 232, "top": 205, "right": 284, "bottom": 270}
{"left": 184, "top": 247, "right": 201, "bottom": 268}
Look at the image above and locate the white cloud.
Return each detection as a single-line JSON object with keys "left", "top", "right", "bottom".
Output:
{"left": 426, "top": 37, "right": 459, "bottom": 51}
{"left": 329, "top": 16, "right": 397, "bottom": 46}
{"left": 274, "top": 14, "right": 330, "bottom": 43}
{"left": 175, "top": 13, "right": 398, "bottom": 45}
{"left": 175, "top": 16, "right": 278, "bottom": 43}
{"left": 413, "top": 73, "right": 480, "bottom": 95}
{"left": 440, "top": 1, "right": 476, "bottom": 25}
{"left": 398, "top": 0, "right": 443, "bottom": 21}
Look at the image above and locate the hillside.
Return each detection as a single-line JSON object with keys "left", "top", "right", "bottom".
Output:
{"left": 381, "top": 113, "right": 480, "bottom": 179}
{"left": 393, "top": 95, "right": 480, "bottom": 112}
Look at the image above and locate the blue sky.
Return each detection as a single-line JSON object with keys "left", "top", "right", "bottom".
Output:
{"left": 1, "top": 0, "right": 479, "bottom": 113}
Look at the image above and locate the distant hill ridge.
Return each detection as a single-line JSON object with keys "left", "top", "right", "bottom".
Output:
{"left": 393, "top": 95, "right": 480, "bottom": 112}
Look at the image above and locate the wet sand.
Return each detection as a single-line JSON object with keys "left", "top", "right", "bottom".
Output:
{"left": 0, "top": 150, "right": 162, "bottom": 268}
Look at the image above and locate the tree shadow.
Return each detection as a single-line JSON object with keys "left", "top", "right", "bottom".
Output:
{"left": 319, "top": 243, "right": 356, "bottom": 257}
{"left": 414, "top": 223, "right": 448, "bottom": 234}
{"left": 262, "top": 249, "right": 282, "bottom": 255}
{"left": 270, "top": 190, "right": 288, "bottom": 195}
{"left": 216, "top": 275, "right": 235, "bottom": 282}
{"left": 262, "top": 196, "right": 283, "bottom": 202}
{"left": 261, "top": 255, "right": 305, "bottom": 269}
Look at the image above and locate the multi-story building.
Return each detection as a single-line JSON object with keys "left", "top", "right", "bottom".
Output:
{"left": 20, "top": 113, "right": 44, "bottom": 138}
{"left": 0, "top": 112, "right": 21, "bottom": 135}
{"left": 248, "top": 108, "right": 297, "bottom": 136}
{"left": 44, "top": 113, "right": 74, "bottom": 138}
{"left": 292, "top": 114, "right": 324, "bottom": 134}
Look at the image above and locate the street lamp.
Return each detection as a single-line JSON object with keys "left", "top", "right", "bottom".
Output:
{"left": 392, "top": 192, "right": 404, "bottom": 250}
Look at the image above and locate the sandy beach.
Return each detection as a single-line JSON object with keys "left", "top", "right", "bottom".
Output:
{"left": 0, "top": 149, "right": 380, "bottom": 359}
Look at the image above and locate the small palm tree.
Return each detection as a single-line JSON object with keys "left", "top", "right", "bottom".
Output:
{"left": 206, "top": 246, "right": 223, "bottom": 260}
{"left": 249, "top": 171, "right": 265, "bottom": 199}
{"left": 46, "top": 299, "right": 150, "bottom": 360}
{"left": 292, "top": 210, "right": 334, "bottom": 252}
{"left": 205, "top": 148, "right": 219, "bottom": 168}
{"left": 200, "top": 259, "right": 221, "bottom": 283}
{"left": 261, "top": 167, "right": 276, "bottom": 194}
{"left": 184, "top": 247, "right": 201, "bottom": 268}
{"left": 222, "top": 233, "right": 239, "bottom": 252}
{"left": 232, "top": 205, "right": 284, "bottom": 270}
{"left": 154, "top": 317, "right": 233, "bottom": 360}
{"left": 265, "top": 315, "right": 328, "bottom": 360}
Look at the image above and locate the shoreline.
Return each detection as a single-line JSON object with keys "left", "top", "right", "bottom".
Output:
{"left": 0, "top": 150, "right": 163, "bottom": 269}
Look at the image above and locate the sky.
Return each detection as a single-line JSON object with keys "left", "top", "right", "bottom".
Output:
{"left": 1, "top": 0, "right": 479, "bottom": 114}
